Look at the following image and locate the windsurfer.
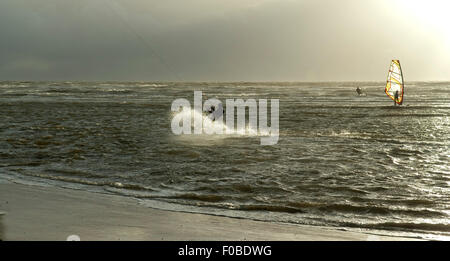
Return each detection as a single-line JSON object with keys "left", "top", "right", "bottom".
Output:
{"left": 394, "top": 90, "right": 399, "bottom": 106}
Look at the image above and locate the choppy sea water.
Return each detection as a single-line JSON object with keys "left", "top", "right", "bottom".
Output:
{"left": 0, "top": 81, "right": 449, "bottom": 239}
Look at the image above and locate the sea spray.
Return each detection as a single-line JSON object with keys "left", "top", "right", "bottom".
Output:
{"left": 171, "top": 91, "right": 279, "bottom": 145}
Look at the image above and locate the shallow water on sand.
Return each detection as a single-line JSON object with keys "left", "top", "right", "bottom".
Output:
{"left": 0, "top": 81, "right": 449, "bottom": 237}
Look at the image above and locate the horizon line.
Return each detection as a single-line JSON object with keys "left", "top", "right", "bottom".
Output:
{"left": 1, "top": 79, "right": 449, "bottom": 83}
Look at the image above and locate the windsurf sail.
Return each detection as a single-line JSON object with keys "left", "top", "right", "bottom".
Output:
{"left": 385, "top": 60, "right": 404, "bottom": 105}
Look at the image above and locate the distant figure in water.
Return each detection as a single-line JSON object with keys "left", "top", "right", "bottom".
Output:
{"left": 356, "top": 87, "right": 363, "bottom": 96}
{"left": 394, "top": 90, "right": 399, "bottom": 106}
{"left": 205, "top": 103, "right": 224, "bottom": 122}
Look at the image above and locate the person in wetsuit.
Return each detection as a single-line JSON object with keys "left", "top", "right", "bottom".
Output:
{"left": 356, "top": 87, "right": 363, "bottom": 96}
{"left": 394, "top": 90, "right": 399, "bottom": 106}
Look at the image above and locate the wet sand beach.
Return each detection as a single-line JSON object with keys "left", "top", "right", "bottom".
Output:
{"left": 0, "top": 182, "right": 423, "bottom": 241}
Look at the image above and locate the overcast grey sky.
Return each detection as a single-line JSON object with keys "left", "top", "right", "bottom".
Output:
{"left": 0, "top": 0, "right": 449, "bottom": 81}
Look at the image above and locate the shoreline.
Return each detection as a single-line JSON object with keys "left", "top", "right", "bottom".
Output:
{"left": 0, "top": 181, "right": 427, "bottom": 241}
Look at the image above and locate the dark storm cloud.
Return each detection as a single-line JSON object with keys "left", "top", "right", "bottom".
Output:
{"left": 0, "top": 0, "right": 448, "bottom": 81}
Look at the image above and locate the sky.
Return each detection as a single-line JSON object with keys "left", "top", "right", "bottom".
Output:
{"left": 0, "top": 0, "right": 449, "bottom": 81}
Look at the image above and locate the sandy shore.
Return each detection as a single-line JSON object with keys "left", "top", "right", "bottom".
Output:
{"left": 0, "top": 182, "right": 422, "bottom": 241}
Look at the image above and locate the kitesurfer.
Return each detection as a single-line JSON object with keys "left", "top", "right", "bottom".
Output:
{"left": 356, "top": 87, "right": 363, "bottom": 96}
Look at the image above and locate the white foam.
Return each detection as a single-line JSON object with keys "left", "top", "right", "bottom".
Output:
{"left": 171, "top": 107, "right": 260, "bottom": 137}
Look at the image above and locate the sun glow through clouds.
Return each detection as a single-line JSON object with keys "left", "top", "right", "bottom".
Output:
{"left": 394, "top": 0, "right": 450, "bottom": 42}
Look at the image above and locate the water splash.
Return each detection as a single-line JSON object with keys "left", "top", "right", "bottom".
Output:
{"left": 171, "top": 107, "right": 260, "bottom": 137}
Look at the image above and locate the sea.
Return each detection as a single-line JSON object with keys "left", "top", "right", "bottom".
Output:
{"left": 0, "top": 81, "right": 449, "bottom": 240}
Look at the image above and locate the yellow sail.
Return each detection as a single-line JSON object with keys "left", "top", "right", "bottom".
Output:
{"left": 385, "top": 60, "right": 404, "bottom": 105}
